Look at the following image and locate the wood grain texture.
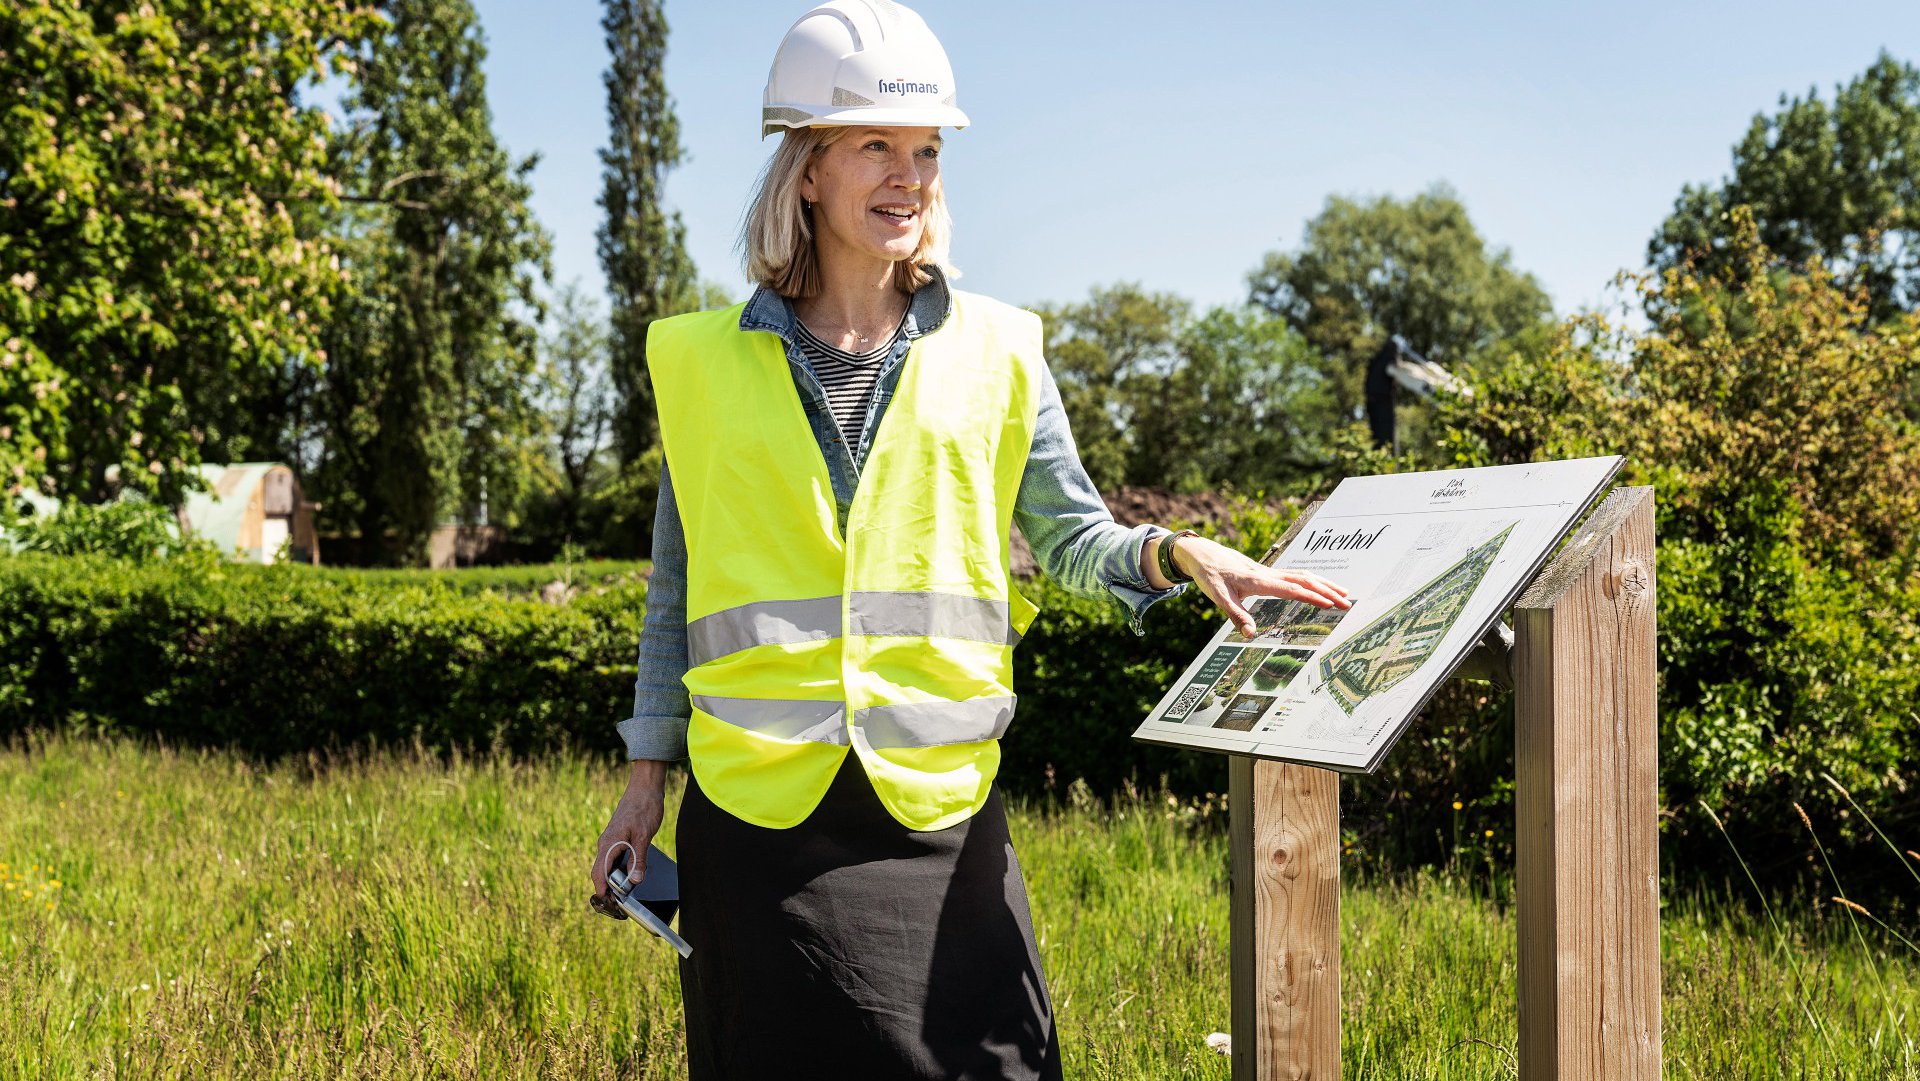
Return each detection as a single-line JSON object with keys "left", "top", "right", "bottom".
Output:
{"left": 1231, "top": 759, "right": 1341, "bottom": 1080}
{"left": 1232, "top": 502, "right": 1341, "bottom": 1081}
{"left": 1513, "top": 485, "right": 1661, "bottom": 1080}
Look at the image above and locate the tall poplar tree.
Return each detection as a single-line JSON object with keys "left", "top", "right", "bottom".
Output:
{"left": 313, "top": 0, "right": 551, "bottom": 564}
{"left": 597, "top": 0, "right": 695, "bottom": 466}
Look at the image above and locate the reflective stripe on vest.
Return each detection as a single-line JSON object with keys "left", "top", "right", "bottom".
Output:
{"left": 691, "top": 692, "right": 1019, "bottom": 749}
{"left": 686, "top": 591, "right": 1024, "bottom": 667}
{"left": 685, "top": 596, "right": 840, "bottom": 667}
{"left": 649, "top": 288, "right": 1045, "bottom": 832}
{"left": 859, "top": 695, "right": 1018, "bottom": 746}
{"left": 690, "top": 695, "right": 847, "bottom": 744}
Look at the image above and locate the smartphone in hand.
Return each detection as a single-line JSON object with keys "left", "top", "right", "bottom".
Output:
{"left": 592, "top": 845, "right": 692, "bottom": 958}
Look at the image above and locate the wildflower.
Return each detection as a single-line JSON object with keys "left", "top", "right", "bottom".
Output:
{"left": 1484, "top": 830, "right": 1494, "bottom": 838}
{"left": 1451, "top": 800, "right": 1463, "bottom": 811}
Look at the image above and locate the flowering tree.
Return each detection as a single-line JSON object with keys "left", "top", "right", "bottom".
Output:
{"left": 0, "top": 0, "right": 378, "bottom": 511}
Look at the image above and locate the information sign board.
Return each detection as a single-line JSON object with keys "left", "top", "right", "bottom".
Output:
{"left": 1132, "top": 456, "right": 1622, "bottom": 771}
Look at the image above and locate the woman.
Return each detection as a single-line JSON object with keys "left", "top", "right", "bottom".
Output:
{"left": 589, "top": 3, "right": 1351, "bottom": 1077}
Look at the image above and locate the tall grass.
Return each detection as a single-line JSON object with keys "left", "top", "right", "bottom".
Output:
{"left": 1, "top": 734, "right": 1914, "bottom": 1079}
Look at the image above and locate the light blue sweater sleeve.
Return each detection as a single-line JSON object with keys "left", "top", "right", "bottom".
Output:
{"left": 615, "top": 460, "right": 693, "bottom": 762}
{"left": 1011, "top": 357, "right": 1190, "bottom": 636}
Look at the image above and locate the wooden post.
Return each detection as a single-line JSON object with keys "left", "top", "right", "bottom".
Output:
{"left": 1230, "top": 758, "right": 1341, "bottom": 1080}
{"left": 1232, "top": 502, "right": 1341, "bottom": 1081}
{"left": 1513, "top": 485, "right": 1661, "bottom": 1079}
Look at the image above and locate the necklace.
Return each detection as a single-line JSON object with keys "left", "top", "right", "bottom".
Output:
{"left": 798, "top": 295, "right": 908, "bottom": 349}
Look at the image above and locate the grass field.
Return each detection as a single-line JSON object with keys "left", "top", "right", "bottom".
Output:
{"left": 1, "top": 735, "right": 1914, "bottom": 1080}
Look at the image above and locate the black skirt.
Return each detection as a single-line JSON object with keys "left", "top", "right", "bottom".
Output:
{"left": 675, "top": 752, "right": 1064, "bottom": 1081}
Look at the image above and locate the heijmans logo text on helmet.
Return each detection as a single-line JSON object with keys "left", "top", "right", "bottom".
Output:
{"left": 879, "top": 77, "right": 940, "bottom": 96}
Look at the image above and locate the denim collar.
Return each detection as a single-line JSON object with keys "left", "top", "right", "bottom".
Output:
{"left": 738, "top": 263, "right": 953, "bottom": 343}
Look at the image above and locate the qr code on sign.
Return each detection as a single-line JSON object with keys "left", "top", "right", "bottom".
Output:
{"left": 1166, "top": 682, "right": 1208, "bottom": 722}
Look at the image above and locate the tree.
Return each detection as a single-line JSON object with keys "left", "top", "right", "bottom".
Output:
{"left": 536, "top": 282, "right": 613, "bottom": 547}
{"left": 1450, "top": 208, "right": 1920, "bottom": 570}
{"left": 1131, "top": 307, "right": 1335, "bottom": 495}
{"left": 1432, "top": 209, "right": 1920, "bottom": 869}
{"left": 313, "top": 0, "right": 552, "bottom": 564}
{"left": 598, "top": 0, "right": 695, "bottom": 468}
{"left": 1650, "top": 52, "right": 1920, "bottom": 322}
{"left": 0, "top": 0, "right": 378, "bottom": 512}
{"left": 1033, "top": 284, "right": 1188, "bottom": 492}
{"left": 1036, "top": 285, "right": 1335, "bottom": 496}
{"left": 1247, "top": 185, "right": 1553, "bottom": 423}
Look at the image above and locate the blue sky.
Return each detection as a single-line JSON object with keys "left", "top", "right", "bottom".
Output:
{"left": 469, "top": 0, "right": 1919, "bottom": 317}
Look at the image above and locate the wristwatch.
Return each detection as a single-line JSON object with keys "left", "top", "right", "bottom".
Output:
{"left": 1157, "top": 528, "right": 1199, "bottom": 585}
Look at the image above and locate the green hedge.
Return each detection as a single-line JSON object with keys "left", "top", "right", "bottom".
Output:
{"left": 0, "top": 550, "right": 1239, "bottom": 794}
{"left": 0, "top": 554, "right": 648, "bottom": 758}
{"left": 308, "top": 560, "right": 652, "bottom": 598}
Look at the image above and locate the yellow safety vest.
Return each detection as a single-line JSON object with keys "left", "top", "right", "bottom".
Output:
{"left": 647, "top": 289, "right": 1043, "bottom": 832}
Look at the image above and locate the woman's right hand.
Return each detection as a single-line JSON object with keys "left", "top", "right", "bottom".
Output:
{"left": 590, "top": 759, "right": 670, "bottom": 916}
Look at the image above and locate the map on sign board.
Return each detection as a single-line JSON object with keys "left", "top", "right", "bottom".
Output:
{"left": 1131, "top": 456, "right": 1623, "bottom": 772}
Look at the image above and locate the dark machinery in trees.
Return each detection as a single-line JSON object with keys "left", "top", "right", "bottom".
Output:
{"left": 1365, "top": 335, "right": 1468, "bottom": 452}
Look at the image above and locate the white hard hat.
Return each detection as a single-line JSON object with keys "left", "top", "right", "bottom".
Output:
{"left": 761, "top": 0, "right": 970, "bottom": 139}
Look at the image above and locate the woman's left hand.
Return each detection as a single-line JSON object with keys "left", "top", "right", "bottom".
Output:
{"left": 1169, "top": 534, "right": 1352, "bottom": 637}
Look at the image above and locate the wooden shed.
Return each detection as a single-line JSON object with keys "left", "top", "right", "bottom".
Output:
{"left": 176, "top": 462, "right": 321, "bottom": 565}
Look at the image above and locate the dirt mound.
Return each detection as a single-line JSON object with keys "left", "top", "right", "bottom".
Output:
{"left": 1010, "top": 486, "right": 1293, "bottom": 578}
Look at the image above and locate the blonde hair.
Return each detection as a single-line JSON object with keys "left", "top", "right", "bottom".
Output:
{"left": 740, "top": 126, "right": 956, "bottom": 298}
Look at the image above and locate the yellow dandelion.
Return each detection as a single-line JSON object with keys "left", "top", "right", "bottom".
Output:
{"left": 48, "top": 881, "right": 60, "bottom": 889}
{"left": 1451, "top": 801, "right": 1463, "bottom": 811}
{"left": 115, "top": 790, "right": 126, "bottom": 799}
{"left": 1484, "top": 829, "right": 1494, "bottom": 838}
{"left": 4, "top": 883, "right": 13, "bottom": 891}
{"left": 20, "top": 891, "right": 31, "bottom": 900}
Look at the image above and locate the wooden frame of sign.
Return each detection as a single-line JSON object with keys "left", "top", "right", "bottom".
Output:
{"left": 1228, "top": 485, "right": 1660, "bottom": 1080}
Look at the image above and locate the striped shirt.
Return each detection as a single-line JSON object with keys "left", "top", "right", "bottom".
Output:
{"left": 794, "top": 313, "right": 909, "bottom": 458}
